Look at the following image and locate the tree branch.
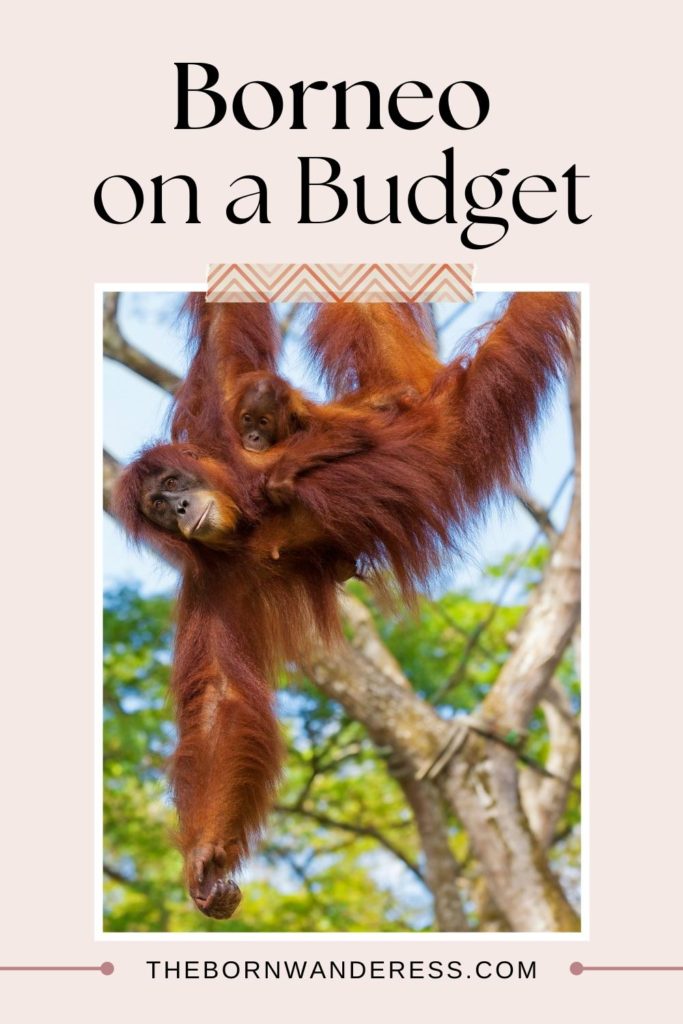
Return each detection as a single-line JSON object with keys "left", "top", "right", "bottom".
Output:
{"left": 520, "top": 678, "right": 581, "bottom": 848}
{"left": 511, "top": 483, "right": 559, "bottom": 543}
{"left": 431, "top": 468, "right": 573, "bottom": 706}
{"left": 339, "top": 595, "right": 468, "bottom": 930}
{"left": 273, "top": 803, "right": 424, "bottom": 883}
{"left": 103, "top": 449, "right": 121, "bottom": 513}
{"left": 481, "top": 388, "right": 580, "bottom": 730}
{"left": 103, "top": 292, "right": 181, "bottom": 394}
{"left": 391, "top": 764, "right": 469, "bottom": 931}
{"left": 307, "top": 594, "right": 578, "bottom": 931}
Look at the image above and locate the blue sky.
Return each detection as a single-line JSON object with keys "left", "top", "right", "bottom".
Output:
{"left": 103, "top": 291, "right": 574, "bottom": 597}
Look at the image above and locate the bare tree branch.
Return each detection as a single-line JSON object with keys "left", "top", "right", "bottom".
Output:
{"left": 103, "top": 449, "right": 121, "bottom": 513}
{"left": 520, "top": 678, "right": 581, "bottom": 848}
{"left": 511, "top": 483, "right": 559, "bottom": 543}
{"left": 273, "top": 803, "right": 424, "bottom": 883}
{"left": 516, "top": 327, "right": 583, "bottom": 849}
{"left": 103, "top": 292, "right": 181, "bottom": 394}
{"left": 431, "top": 468, "right": 573, "bottom": 707}
{"left": 104, "top": 862, "right": 131, "bottom": 885}
{"left": 339, "top": 595, "right": 469, "bottom": 930}
{"left": 307, "top": 595, "right": 578, "bottom": 931}
{"left": 391, "top": 763, "right": 469, "bottom": 931}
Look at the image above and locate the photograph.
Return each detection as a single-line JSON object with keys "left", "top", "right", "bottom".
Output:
{"left": 101, "top": 285, "right": 582, "bottom": 934}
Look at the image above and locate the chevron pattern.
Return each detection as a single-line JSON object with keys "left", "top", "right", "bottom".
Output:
{"left": 206, "top": 263, "right": 474, "bottom": 304}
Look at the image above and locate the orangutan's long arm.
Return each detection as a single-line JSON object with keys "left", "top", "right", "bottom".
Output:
{"left": 172, "top": 297, "right": 283, "bottom": 449}
{"left": 306, "top": 293, "right": 577, "bottom": 521}
{"left": 437, "top": 292, "right": 577, "bottom": 510}
{"left": 307, "top": 302, "right": 441, "bottom": 398}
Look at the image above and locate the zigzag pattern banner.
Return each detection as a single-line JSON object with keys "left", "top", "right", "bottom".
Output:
{"left": 206, "top": 263, "right": 475, "bottom": 304}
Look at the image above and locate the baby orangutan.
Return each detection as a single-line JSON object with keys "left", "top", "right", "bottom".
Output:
{"left": 234, "top": 372, "right": 308, "bottom": 454}
{"left": 233, "top": 361, "right": 421, "bottom": 454}
{"left": 231, "top": 370, "right": 422, "bottom": 517}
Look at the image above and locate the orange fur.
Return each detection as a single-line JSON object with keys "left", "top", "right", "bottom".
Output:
{"left": 114, "top": 292, "right": 578, "bottom": 917}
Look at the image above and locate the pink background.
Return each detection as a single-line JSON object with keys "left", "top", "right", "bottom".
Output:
{"left": 3, "top": 1, "right": 679, "bottom": 1019}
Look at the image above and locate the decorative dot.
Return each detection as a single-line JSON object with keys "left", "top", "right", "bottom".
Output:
{"left": 100, "top": 962, "right": 115, "bottom": 976}
{"left": 569, "top": 961, "right": 584, "bottom": 976}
